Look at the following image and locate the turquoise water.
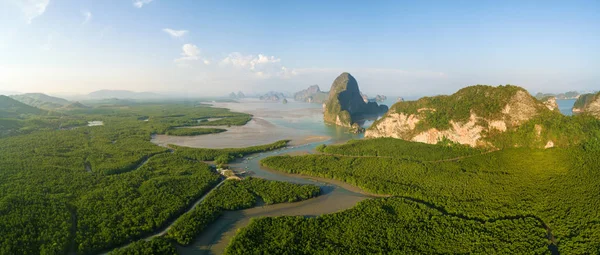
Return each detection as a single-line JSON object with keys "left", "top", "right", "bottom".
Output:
{"left": 557, "top": 99, "right": 576, "bottom": 116}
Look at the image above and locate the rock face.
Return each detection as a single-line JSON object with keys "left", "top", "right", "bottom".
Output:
{"left": 541, "top": 96, "right": 559, "bottom": 112}
{"left": 294, "top": 85, "right": 328, "bottom": 103}
{"left": 323, "top": 72, "right": 388, "bottom": 127}
{"left": 366, "top": 85, "right": 550, "bottom": 147}
{"left": 374, "top": 95, "right": 387, "bottom": 102}
{"left": 573, "top": 92, "right": 600, "bottom": 118}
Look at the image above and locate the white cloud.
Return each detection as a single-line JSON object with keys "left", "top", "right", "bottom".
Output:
{"left": 81, "top": 10, "right": 92, "bottom": 25}
{"left": 174, "top": 44, "right": 211, "bottom": 66}
{"left": 220, "top": 52, "right": 293, "bottom": 78}
{"left": 133, "top": 0, "right": 153, "bottom": 8}
{"left": 178, "top": 44, "right": 200, "bottom": 61}
{"left": 162, "top": 28, "right": 188, "bottom": 38}
{"left": 15, "top": 0, "right": 50, "bottom": 24}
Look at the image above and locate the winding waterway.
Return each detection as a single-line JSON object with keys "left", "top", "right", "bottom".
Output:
{"left": 150, "top": 99, "right": 382, "bottom": 255}
{"left": 150, "top": 98, "right": 560, "bottom": 255}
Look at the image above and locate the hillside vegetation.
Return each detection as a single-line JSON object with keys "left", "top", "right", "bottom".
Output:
{"left": 164, "top": 177, "right": 320, "bottom": 246}
{"left": 251, "top": 137, "right": 600, "bottom": 254}
{"left": 0, "top": 101, "right": 270, "bottom": 254}
{"left": 572, "top": 92, "right": 600, "bottom": 118}
{"left": 0, "top": 95, "right": 46, "bottom": 118}
{"left": 366, "top": 85, "right": 598, "bottom": 148}
{"left": 10, "top": 93, "right": 71, "bottom": 110}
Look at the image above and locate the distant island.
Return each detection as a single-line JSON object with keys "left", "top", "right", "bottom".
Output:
{"left": 294, "top": 85, "right": 387, "bottom": 105}
{"left": 259, "top": 91, "right": 287, "bottom": 102}
{"left": 293, "top": 85, "right": 328, "bottom": 103}
{"left": 229, "top": 91, "right": 246, "bottom": 99}
{"left": 534, "top": 90, "right": 598, "bottom": 100}
{"left": 322, "top": 72, "right": 388, "bottom": 132}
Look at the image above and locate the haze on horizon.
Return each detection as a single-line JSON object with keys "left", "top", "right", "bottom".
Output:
{"left": 0, "top": 0, "right": 598, "bottom": 98}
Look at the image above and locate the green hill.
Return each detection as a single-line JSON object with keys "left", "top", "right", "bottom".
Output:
{"left": 10, "top": 93, "right": 71, "bottom": 110}
{"left": 366, "top": 85, "right": 597, "bottom": 148}
{"left": 572, "top": 92, "right": 600, "bottom": 119}
{"left": 0, "top": 95, "right": 45, "bottom": 118}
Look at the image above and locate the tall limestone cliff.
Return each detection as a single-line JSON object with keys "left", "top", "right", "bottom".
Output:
{"left": 323, "top": 72, "right": 388, "bottom": 127}
{"left": 366, "top": 85, "right": 556, "bottom": 148}
{"left": 572, "top": 92, "right": 600, "bottom": 118}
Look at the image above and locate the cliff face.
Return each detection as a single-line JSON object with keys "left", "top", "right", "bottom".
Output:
{"left": 294, "top": 85, "right": 328, "bottom": 103}
{"left": 542, "top": 96, "right": 559, "bottom": 112}
{"left": 573, "top": 92, "right": 600, "bottom": 118}
{"left": 366, "top": 85, "right": 551, "bottom": 148}
{"left": 323, "top": 73, "right": 388, "bottom": 127}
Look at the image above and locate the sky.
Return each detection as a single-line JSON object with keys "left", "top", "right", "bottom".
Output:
{"left": 0, "top": 0, "right": 598, "bottom": 97}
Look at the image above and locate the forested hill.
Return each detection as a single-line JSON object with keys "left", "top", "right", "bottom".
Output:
{"left": 573, "top": 92, "right": 600, "bottom": 118}
{"left": 10, "top": 93, "right": 71, "bottom": 110}
{"left": 366, "top": 85, "right": 596, "bottom": 148}
{"left": 0, "top": 95, "right": 46, "bottom": 117}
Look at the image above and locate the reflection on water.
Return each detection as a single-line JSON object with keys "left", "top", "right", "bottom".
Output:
{"left": 151, "top": 99, "right": 379, "bottom": 148}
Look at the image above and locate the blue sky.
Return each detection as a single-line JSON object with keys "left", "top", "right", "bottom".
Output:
{"left": 0, "top": 0, "right": 598, "bottom": 97}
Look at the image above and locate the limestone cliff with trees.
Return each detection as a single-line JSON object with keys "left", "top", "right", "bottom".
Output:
{"left": 322, "top": 73, "right": 388, "bottom": 131}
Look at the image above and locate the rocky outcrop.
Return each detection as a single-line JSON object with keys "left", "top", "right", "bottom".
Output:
{"left": 360, "top": 92, "right": 369, "bottom": 103}
{"left": 259, "top": 91, "right": 286, "bottom": 102}
{"left": 573, "top": 92, "right": 600, "bottom": 118}
{"left": 374, "top": 95, "right": 387, "bottom": 102}
{"left": 366, "top": 85, "right": 550, "bottom": 148}
{"left": 541, "top": 96, "right": 559, "bottom": 111}
{"left": 294, "top": 85, "right": 328, "bottom": 103}
{"left": 229, "top": 91, "right": 245, "bottom": 99}
{"left": 323, "top": 72, "right": 388, "bottom": 128}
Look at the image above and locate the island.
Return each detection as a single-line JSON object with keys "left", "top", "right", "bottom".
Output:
{"left": 293, "top": 85, "right": 328, "bottom": 103}
{"left": 322, "top": 72, "right": 388, "bottom": 131}
{"left": 572, "top": 92, "right": 600, "bottom": 118}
